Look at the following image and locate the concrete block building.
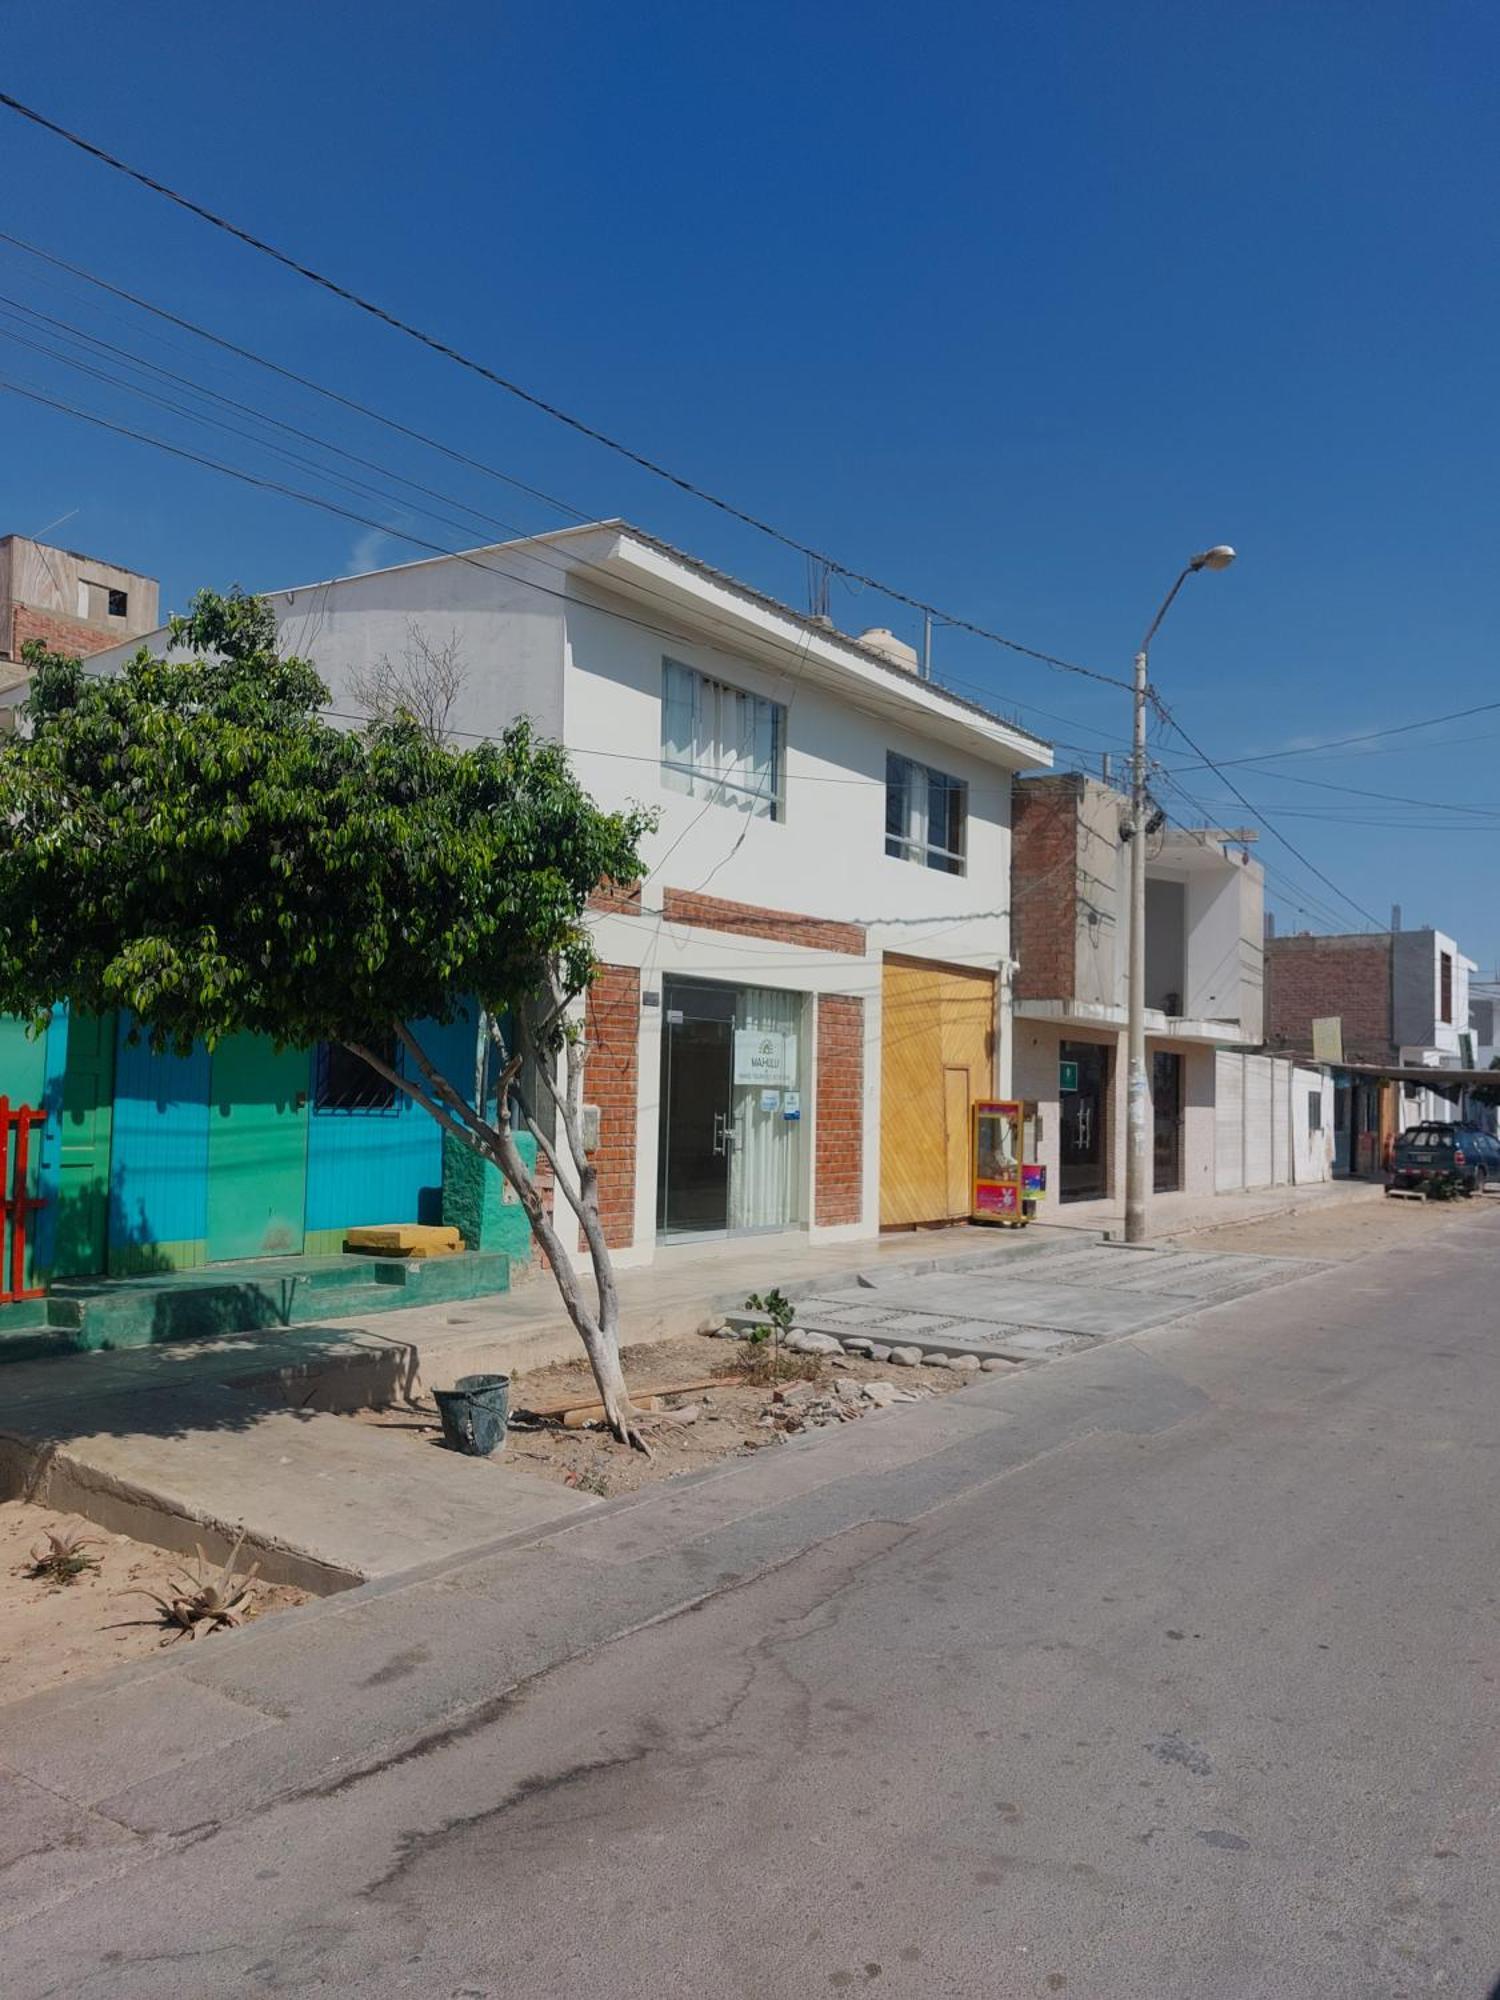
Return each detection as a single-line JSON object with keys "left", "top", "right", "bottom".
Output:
{"left": 0, "top": 534, "right": 158, "bottom": 679}
{"left": 1266, "top": 927, "right": 1478, "bottom": 1174}
{"left": 1009, "top": 772, "right": 1266, "bottom": 1215}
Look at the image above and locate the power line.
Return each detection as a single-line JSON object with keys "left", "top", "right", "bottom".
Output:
{"left": 2, "top": 372, "right": 1077, "bottom": 789}
{"left": 0, "top": 94, "right": 1131, "bottom": 694}
{"left": 1153, "top": 771, "right": 1358, "bottom": 938}
{"left": 0, "top": 291, "right": 528, "bottom": 543}
{"left": 0, "top": 228, "right": 590, "bottom": 526}
{"left": 1154, "top": 756, "right": 1500, "bottom": 820}
{"left": 1169, "top": 696, "right": 1500, "bottom": 773}
{"left": 1149, "top": 710, "right": 1384, "bottom": 932}
{"left": 0, "top": 229, "right": 1124, "bottom": 748}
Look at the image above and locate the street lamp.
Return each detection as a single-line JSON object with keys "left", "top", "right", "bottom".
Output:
{"left": 1123, "top": 545, "right": 1237, "bottom": 1245}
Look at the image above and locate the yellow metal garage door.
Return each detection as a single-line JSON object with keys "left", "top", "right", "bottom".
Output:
{"left": 879, "top": 957, "right": 996, "bottom": 1226}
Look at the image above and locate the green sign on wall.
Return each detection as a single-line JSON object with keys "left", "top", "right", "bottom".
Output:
{"left": 1059, "top": 1059, "right": 1079, "bottom": 1093}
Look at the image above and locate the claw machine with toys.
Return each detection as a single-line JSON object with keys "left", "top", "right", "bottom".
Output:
{"left": 972, "top": 1099, "right": 1046, "bottom": 1226}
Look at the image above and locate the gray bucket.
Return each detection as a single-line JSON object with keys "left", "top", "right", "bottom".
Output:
{"left": 434, "top": 1373, "right": 511, "bottom": 1457}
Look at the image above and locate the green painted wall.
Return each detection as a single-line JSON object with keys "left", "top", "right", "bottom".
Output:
{"left": 205, "top": 1035, "right": 311, "bottom": 1261}
{"left": 53, "top": 1013, "right": 116, "bottom": 1279}
{"left": 441, "top": 1128, "right": 537, "bottom": 1263}
{"left": 0, "top": 1017, "right": 48, "bottom": 1108}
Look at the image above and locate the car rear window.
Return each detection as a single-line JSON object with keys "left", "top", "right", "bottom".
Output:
{"left": 1404, "top": 1130, "right": 1453, "bottom": 1151}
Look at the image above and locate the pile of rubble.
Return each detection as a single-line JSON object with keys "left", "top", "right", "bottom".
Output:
{"left": 758, "top": 1375, "right": 930, "bottom": 1436}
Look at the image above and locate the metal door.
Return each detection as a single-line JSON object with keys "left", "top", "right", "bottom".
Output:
{"left": 657, "top": 981, "right": 735, "bottom": 1237}
{"left": 53, "top": 1011, "right": 116, "bottom": 1278}
{"left": 205, "top": 1034, "right": 310, "bottom": 1261}
{"left": 1059, "top": 1040, "right": 1109, "bottom": 1202}
{"left": 1152, "top": 1050, "right": 1183, "bottom": 1193}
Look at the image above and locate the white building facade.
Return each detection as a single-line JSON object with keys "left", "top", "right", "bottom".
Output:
{"left": 82, "top": 522, "right": 1051, "bottom": 1268}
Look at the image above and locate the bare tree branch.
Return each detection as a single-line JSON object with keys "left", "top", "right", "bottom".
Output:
{"left": 347, "top": 622, "right": 468, "bottom": 745}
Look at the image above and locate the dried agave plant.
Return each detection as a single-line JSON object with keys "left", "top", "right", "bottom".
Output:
{"left": 27, "top": 1520, "right": 102, "bottom": 1585}
{"left": 136, "top": 1532, "right": 260, "bottom": 1643}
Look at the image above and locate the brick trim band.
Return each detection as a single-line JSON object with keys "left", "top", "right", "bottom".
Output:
{"left": 663, "top": 887, "right": 865, "bottom": 956}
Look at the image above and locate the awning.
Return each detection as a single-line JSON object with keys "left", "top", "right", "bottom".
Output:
{"left": 1332, "top": 1062, "right": 1494, "bottom": 1086}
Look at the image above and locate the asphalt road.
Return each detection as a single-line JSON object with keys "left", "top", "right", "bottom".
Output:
{"left": 6, "top": 1202, "right": 1500, "bottom": 1998}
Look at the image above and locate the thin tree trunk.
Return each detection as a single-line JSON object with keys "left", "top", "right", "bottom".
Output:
{"left": 367, "top": 1010, "right": 648, "bottom": 1453}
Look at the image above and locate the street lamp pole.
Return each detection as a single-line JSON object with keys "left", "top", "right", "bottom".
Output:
{"left": 1123, "top": 545, "right": 1237, "bottom": 1245}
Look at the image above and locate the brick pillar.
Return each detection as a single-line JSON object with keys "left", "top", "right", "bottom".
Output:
{"left": 585, "top": 965, "right": 640, "bottom": 1249}
{"left": 815, "top": 994, "right": 864, "bottom": 1226}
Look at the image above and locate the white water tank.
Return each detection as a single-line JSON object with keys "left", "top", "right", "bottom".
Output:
{"left": 856, "top": 626, "right": 920, "bottom": 673}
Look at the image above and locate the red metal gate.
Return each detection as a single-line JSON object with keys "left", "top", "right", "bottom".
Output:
{"left": 0, "top": 1097, "right": 46, "bottom": 1304}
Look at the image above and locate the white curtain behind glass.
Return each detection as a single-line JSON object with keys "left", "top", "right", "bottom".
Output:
{"left": 729, "top": 986, "right": 805, "bottom": 1231}
{"left": 662, "top": 659, "right": 781, "bottom": 818}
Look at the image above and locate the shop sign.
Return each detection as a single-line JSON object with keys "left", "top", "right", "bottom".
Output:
{"left": 734, "top": 1030, "right": 796, "bottom": 1087}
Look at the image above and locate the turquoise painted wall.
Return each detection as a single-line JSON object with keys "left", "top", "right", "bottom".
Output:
{"left": 303, "top": 1013, "right": 481, "bottom": 1235}
{"left": 0, "top": 1007, "right": 498, "bottom": 1284}
{"left": 109, "top": 1023, "right": 211, "bottom": 1271}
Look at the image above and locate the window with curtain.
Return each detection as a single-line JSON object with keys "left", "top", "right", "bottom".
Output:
{"left": 885, "top": 751, "right": 967, "bottom": 874}
{"left": 661, "top": 658, "right": 785, "bottom": 820}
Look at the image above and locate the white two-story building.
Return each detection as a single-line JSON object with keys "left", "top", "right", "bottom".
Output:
{"left": 81, "top": 521, "right": 1052, "bottom": 1269}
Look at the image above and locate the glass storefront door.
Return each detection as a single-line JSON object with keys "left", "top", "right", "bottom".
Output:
{"left": 1059, "top": 1038, "right": 1110, "bottom": 1202}
{"left": 658, "top": 978, "right": 805, "bottom": 1239}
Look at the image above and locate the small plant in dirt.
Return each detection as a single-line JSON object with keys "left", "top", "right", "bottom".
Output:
{"left": 739, "top": 1342, "right": 822, "bottom": 1388}
{"left": 567, "top": 1464, "right": 612, "bottom": 1497}
{"left": 135, "top": 1534, "right": 260, "bottom": 1643}
{"left": 26, "top": 1522, "right": 102, "bottom": 1586}
{"left": 743, "top": 1287, "right": 797, "bottom": 1373}
{"left": 741, "top": 1288, "right": 820, "bottom": 1385}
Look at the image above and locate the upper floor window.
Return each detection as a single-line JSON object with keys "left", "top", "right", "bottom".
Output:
{"left": 1440, "top": 951, "right": 1453, "bottom": 1024}
{"left": 107, "top": 588, "right": 129, "bottom": 618}
{"left": 885, "top": 751, "right": 966, "bottom": 875}
{"left": 661, "top": 658, "right": 784, "bottom": 820}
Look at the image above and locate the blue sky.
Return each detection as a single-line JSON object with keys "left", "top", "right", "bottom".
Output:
{"left": 2, "top": 0, "right": 1497, "bottom": 966}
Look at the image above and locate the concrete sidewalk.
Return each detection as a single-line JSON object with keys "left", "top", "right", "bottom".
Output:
{"left": 360, "top": 1174, "right": 1384, "bottom": 1388}
{"left": 0, "top": 1181, "right": 1379, "bottom": 1590}
{"left": 0, "top": 1226, "right": 1066, "bottom": 1589}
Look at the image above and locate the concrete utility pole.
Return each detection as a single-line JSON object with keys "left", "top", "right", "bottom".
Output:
{"left": 1124, "top": 545, "right": 1237, "bottom": 1244}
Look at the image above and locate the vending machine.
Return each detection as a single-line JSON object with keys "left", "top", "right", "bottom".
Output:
{"left": 972, "top": 1099, "right": 1047, "bottom": 1226}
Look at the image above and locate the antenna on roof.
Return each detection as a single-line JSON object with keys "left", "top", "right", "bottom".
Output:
{"left": 807, "top": 556, "right": 832, "bottom": 623}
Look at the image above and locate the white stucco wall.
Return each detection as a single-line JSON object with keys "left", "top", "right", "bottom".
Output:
{"left": 1290, "top": 1065, "right": 1335, "bottom": 1182}
{"left": 1184, "top": 860, "right": 1263, "bottom": 1034}
{"left": 559, "top": 573, "right": 1024, "bottom": 1263}
{"left": 76, "top": 523, "right": 1053, "bottom": 1267}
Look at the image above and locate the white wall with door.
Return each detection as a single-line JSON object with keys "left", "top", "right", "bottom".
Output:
{"left": 1216, "top": 1051, "right": 1332, "bottom": 1190}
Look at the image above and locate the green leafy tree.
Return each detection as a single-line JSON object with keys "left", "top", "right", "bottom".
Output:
{"left": 0, "top": 592, "right": 656, "bottom": 1446}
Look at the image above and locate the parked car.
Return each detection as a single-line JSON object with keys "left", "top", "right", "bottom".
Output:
{"left": 1387, "top": 1123, "right": 1499, "bottom": 1198}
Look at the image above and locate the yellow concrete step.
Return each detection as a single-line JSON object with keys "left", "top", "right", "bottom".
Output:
{"left": 343, "top": 1223, "right": 466, "bottom": 1259}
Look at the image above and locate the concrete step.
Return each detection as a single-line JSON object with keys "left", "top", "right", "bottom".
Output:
{"left": 0, "top": 1250, "right": 511, "bottom": 1359}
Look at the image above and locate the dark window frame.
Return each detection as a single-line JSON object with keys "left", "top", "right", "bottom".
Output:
{"left": 884, "top": 750, "right": 968, "bottom": 876}
{"left": 314, "top": 1034, "right": 402, "bottom": 1115}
